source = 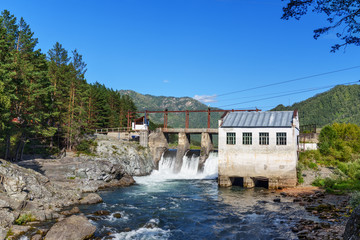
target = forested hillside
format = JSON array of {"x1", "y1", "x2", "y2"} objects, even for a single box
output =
[
  {"x1": 272, "y1": 84, "x2": 360, "y2": 127},
  {"x1": 119, "y1": 90, "x2": 222, "y2": 129},
  {"x1": 0, "y1": 10, "x2": 136, "y2": 160}
]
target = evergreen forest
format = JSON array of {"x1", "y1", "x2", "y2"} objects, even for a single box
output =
[{"x1": 0, "y1": 10, "x2": 137, "y2": 161}]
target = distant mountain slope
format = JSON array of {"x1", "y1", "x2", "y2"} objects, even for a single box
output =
[
  {"x1": 118, "y1": 90, "x2": 221, "y2": 128},
  {"x1": 272, "y1": 84, "x2": 360, "y2": 127}
]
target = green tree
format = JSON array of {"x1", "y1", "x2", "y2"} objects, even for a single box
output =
[
  {"x1": 0, "y1": 10, "x2": 55, "y2": 160},
  {"x1": 282, "y1": 0, "x2": 360, "y2": 51},
  {"x1": 318, "y1": 123, "x2": 360, "y2": 162}
]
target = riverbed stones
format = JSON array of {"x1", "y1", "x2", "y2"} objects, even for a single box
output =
[
  {"x1": 45, "y1": 215, "x2": 96, "y2": 240},
  {"x1": 70, "y1": 206, "x2": 80, "y2": 214},
  {"x1": 60, "y1": 206, "x2": 81, "y2": 216},
  {"x1": 113, "y1": 213, "x2": 121, "y2": 218},
  {"x1": 80, "y1": 193, "x2": 103, "y2": 205},
  {"x1": 93, "y1": 210, "x2": 110, "y2": 216}
]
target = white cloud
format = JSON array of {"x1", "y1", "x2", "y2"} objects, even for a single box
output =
[
  {"x1": 163, "y1": 80, "x2": 169, "y2": 83},
  {"x1": 193, "y1": 94, "x2": 217, "y2": 103}
]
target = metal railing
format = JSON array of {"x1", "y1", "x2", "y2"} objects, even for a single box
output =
[{"x1": 95, "y1": 127, "x2": 132, "y2": 134}]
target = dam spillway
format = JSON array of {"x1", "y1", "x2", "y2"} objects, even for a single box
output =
[{"x1": 153, "y1": 149, "x2": 218, "y2": 179}]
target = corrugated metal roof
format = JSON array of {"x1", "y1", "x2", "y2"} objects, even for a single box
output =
[{"x1": 221, "y1": 111, "x2": 294, "y2": 128}]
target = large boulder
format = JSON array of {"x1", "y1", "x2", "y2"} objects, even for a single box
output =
[
  {"x1": 344, "y1": 205, "x2": 360, "y2": 239},
  {"x1": 79, "y1": 193, "x2": 103, "y2": 205},
  {"x1": 0, "y1": 159, "x2": 80, "y2": 228},
  {"x1": 45, "y1": 215, "x2": 96, "y2": 240}
]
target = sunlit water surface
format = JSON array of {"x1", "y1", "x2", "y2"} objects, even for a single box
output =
[{"x1": 79, "y1": 152, "x2": 305, "y2": 240}]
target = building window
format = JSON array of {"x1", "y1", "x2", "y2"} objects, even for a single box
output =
[
  {"x1": 243, "y1": 132, "x2": 252, "y2": 145},
  {"x1": 277, "y1": 132, "x2": 287, "y2": 145},
  {"x1": 226, "y1": 132, "x2": 236, "y2": 145},
  {"x1": 259, "y1": 132, "x2": 269, "y2": 145}
]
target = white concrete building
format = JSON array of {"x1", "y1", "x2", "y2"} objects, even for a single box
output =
[
  {"x1": 218, "y1": 111, "x2": 299, "y2": 189},
  {"x1": 132, "y1": 116, "x2": 149, "y2": 131}
]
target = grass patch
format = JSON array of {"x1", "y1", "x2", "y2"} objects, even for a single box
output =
[
  {"x1": 15, "y1": 213, "x2": 36, "y2": 225},
  {"x1": 6, "y1": 228, "x2": 14, "y2": 238}
]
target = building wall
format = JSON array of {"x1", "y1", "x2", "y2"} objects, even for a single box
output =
[
  {"x1": 132, "y1": 123, "x2": 148, "y2": 130},
  {"x1": 218, "y1": 126, "x2": 299, "y2": 187}
]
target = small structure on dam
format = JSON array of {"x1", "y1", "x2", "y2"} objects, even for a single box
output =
[{"x1": 218, "y1": 111, "x2": 299, "y2": 189}]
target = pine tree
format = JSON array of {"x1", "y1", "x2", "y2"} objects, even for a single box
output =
[{"x1": 0, "y1": 11, "x2": 55, "y2": 160}]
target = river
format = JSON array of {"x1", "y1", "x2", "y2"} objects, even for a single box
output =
[{"x1": 79, "y1": 152, "x2": 310, "y2": 240}]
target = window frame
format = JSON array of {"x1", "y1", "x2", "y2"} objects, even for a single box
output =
[
  {"x1": 276, "y1": 132, "x2": 287, "y2": 145},
  {"x1": 226, "y1": 132, "x2": 236, "y2": 145},
  {"x1": 242, "y1": 132, "x2": 252, "y2": 145},
  {"x1": 259, "y1": 132, "x2": 269, "y2": 145}
]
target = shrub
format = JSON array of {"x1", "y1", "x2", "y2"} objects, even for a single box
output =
[
  {"x1": 298, "y1": 150, "x2": 320, "y2": 170},
  {"x1": 297, "y1": 162, "x2": 304, "y2": 184},
  {"x1": 75, "y1": 139, "x2": 97, "y2": 155},
  {"x1": 350, "y1": 191, "x2": 360, "y2": 208}
]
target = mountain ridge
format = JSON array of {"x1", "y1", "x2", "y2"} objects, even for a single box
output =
[
  {"x1": 118, "y1": 90, "x2": 221, "y2": 128},
  {"x1": 272, "y1": 84, "x2": 360, "y2": 127}
]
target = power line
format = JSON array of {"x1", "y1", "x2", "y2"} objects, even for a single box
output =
[
  {"x1": 197, "y1": 65, "x2": 360, "y2": 101},
  {"x1": 217, "y1": 85, "x2": 337, "y2": 102},
  {"x1": 217, "y1": 80, "x2": 359, "y2": 108}
]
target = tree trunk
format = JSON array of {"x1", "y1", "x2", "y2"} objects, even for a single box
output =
[
  {"x1": 14, "y1": 133, "x2": 25, "y2": 162},
  {"x1": 4, "y1": 133, "x2": 10, "y2": 160},
  {"x1": 20, "y1": 139, "x2": 26, "y2": 161}
]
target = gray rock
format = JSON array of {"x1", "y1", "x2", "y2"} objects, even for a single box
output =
[
  {"x1": 70, "y1": 206, "x2": 80, "y2": 214},
  {"x1": 0, "y1": 227, "x2": 7, "y2": 240},
  {"x1": 0, "y1": 209, "x2": 15, "y2": 227},
  {"x1": 11, "y1": 225, "x2": 31, "y2": 236},
  {"x1": 79, "y1": 193, "x2": 103, "y2": 205},
  {"x1": 31, "y1": 234, "x2": 42, "y2": 240},
  {"x1": 0, "y1": 159, "x2": 81, "y2": 228},
  {"x1": 344, "y1": 205, "x2": 360, "y2": 239},
  {"x1": 93, "y1": 210, "x2": 110, "y2": 216},
  {"x1": 0, "y1": 196, "x2": 11, "y2": 209},
  {"x1": 45, "y1": 215, "x2": 96, "y2": 240}
]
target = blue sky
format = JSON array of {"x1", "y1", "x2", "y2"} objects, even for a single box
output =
[{"x1": 2, "y1": 0, "x2": 360, "y2": 110}]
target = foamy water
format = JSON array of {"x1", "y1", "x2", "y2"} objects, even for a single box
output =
[{"x1": 134, "y1": 151, "x2": 218, "y2": 184}]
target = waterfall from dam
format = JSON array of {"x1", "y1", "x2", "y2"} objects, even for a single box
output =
[{"x1": 149, "y1": 150, "x2": 218, "y2": 180}]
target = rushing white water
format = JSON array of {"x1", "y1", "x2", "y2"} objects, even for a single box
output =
[{"x1": 135, "y1": 150, "x2": 218, "y2": 184}]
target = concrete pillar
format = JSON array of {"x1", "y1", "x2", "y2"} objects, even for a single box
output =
[
  {"x1": 148, "y1": 131, "x2": 168, "y2": 168},
  {"x1": 243, "y1": 177, "x2": 255, "y2": 188},
  {"x1": 218, "y1": 176, "x2": 232, "y2": 187},
  {"x1": 201, "y1": 133, "x2": 213, "y2": 157},
  {"x1": 174, "y1": 132, "x2": 190, "y2": 173},
  {"x1": 139, "y1": 130, "x2": 149, "y2": 147},
  {"x1": 199, "y1": 133, "x2": 214, "y2": 170}
]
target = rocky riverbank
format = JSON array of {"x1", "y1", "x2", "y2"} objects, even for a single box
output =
[
  {"x1": 278, "y1": 187, "x2": 350, "y2": 239},
  {"x1": 0, "y1": 135, "x2": 155, "y2": 240}
]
